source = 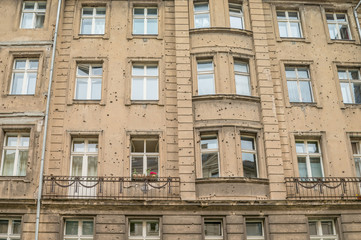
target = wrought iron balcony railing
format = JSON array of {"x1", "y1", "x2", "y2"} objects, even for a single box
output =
[
  {"x1": 42, "y1": 175, "x2": 180, "y2": 200},
  {"x1": 285, "y1": 177, "x2": 361, "y2": 200}
]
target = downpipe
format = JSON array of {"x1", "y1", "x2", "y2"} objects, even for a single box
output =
[
  {"x1": 355, "y1": 0, "x2": 361, "y2": 40},
  {"x1": 34, "y1": 0, "x2": 62, "y2": 239}
]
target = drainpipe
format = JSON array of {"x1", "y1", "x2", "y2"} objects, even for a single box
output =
[
  {"x1": 355, "y1": 0, "x2": 361, "y2": 40},
  {"x1": 34, "y1": 0, "x2": 62, "y2": 239}
]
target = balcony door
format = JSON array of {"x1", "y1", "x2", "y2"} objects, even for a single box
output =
[
  {"x1": 69, "y1": 138, "x2": 98, "y2": 197},
  {"x1": 351, "y1": 141, "x2": 361, "y2": 177}
]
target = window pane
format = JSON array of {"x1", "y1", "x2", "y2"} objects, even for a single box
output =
[
  {"x1": 129, "y1": 222, "x2": 142, "y2": 236},
  {"x1": 197, "y1": 62, "x2": 213, "y2": 71},
  {"x1": 94, "y1": 19, "x2": 105, "y2": 34},
  {"x1": 38, "y1": 2, "x2": 47, "y2": 10},
  {"x1": 354, "y1": 82, "x2": 361, "y2": 104},
  {"x1": 204, "y1": 222, "x2": 222, "y2": 236},
  {"x1": 197, "y1": 74, "x2": 215, "y2": 95},
  {"x1": 338, "y1": 70, "x2": 348, "y2": 79},
  {"x1": 146, "y1": 140, "x2": 159, "y2": 153},
  {"x1": 65, "y1": 221, "x2": 78, "y2": 235},
  {"x1": 287, "y1": 81, "x2": 300, "y2": 102},
  {"x1": 310, "y1": 157, "x2": 323, "y2": 177},
  {"x1": 328, "y1": 24, "x2": 338, "y2": 39},
  {"x1": 246, "y1": 222, "x2": 263, "y2": 236},
  {"x1": 12, "y1": 220, "x2": 21, "y2": 234},
  {"x1": 202, "y1": 152, "x2": 219, "y2": 178},
  {"x1": 15, "y1": 60, "x2": 26, "y2": 69},
  {"x1": 87, "y1": 156, "x2": 98, "y2": 177},
  {"x1": 91, "y1": 78, "x2": 102, "y2": 100},
  {"x1": 92, "y1": 66, "x2": 102, "y2": 76},
  {"x1": 133, "y1": 19, "x2": 145, "y2": 34},
  {"x1": 201, "y1": 137, "x2": 218, "y2": 150},
  {"x1": 132, "y1": 157, "x2": 143, "y2": 174},
  {"x1": 295, "y1": 142, "x2": 305, "y2": 153},
  {"x1": 340, "y1": 82, "x2": 352, "y2": 103},
  {"x1": 290, "y1": 22, "x2": 301, "y2": 37},
  {"x1": 82, "y1": 8, "x2": 93, "y2": 16},
  {"x1": 2, "y1": 150, "x2": 15, "y2": 176},
  {"x1": 71, "y1": 156, "x2": 83, "y2": 176},
  {"x1": 298, "y1": 157, "x2": 308, "y2": 178},
  {"x1": 308, "y1": 222, "x2": 317, "y2": 235},
  {"x1": 132, "y1": 140, "x2": 144, "y2": 153},
  {"x1": 73, "y1": 141, "x2": 85, "y2": 152},
  {"x1": 96, "y1": 8, "x2": 106, "y2": 16},
  {"x1": 75, "y1": 79, "x2": 88, "y2": 99},
  {"x1": 147, "y1": 66, "x2": 158, "y2": 76},
  {"x1": 195, "y1": 14, "x2": 210, "y2": 28},
  {"x1": 78, "y1": 65, "x2": 90, "y2": 76},
  {"x1": 19, "y1": 150, "x2": 28, "y2": 176},
  {"x1": 12, "y1": 73, "x2": 25, "y2": 94},
  {"x1": 134, "y1": 8, "x2": 144, "y2": 16},
  {"x1": 147, "y1": 156, "x2": 158, "y2": 174},
  {"x1": 147, "y1": 19, "x2": 158, "y2": 34},
  {"x1": 146, "y1": 221, "x2": 159, "y2": 236},
  {"x1": 298, "y1": 68, "x2": 309, "y2": 79},
  {"x1": 326, "y1": 14, "x2": 334, "y2": 21},
  {"x1": 277, "y1": 11, "x2": 286, "y2": 19},
  {"x1": 355, "y1": 157, "x2": 361, "y2": 177},
  {"x1": 339, "y1": 25, "x2": 350, "y2": 40},
  {"x1": 234, "y1": 63, "x2": 248, "y2": 73},
  {"x1": 285, "y1": 68, "x2": 296, "y2": 78},
  {"x1": 300, "y1": 81, "x2": 313, "y2": 102},
  {"x1": 321, "y1": 221, "x2": 334, "y2": 235},
  {"x1": 81, "y1": 19, "x2": 92, "y2": 34},
  {"x1": 82, "y1": 221, "x2": 94, "y2": 235},
  {"x1": 278, "y1": 22, "x2": 288, "y2": 37},
  {"x1": 21, "y1": 13, "x2": 34, "y2": 28},
  {"x1": 307, "y1": 142, "x2": 319, "y2": 153},
  {"x1": 29, "y1": 60, "x2": 39, "y2": 69},
  {"x1": 35, "y1": 13, "x2": 45, "y2": 28},
  {"x1": 230, "y1": 16, "x2": 243, "y2": 29},
  {"x1": 0, "y1": 220, "x2": 8, "y2": 234},
  {"x1": 132, "y1": 66, "x2": 144, "y2": 76},
  {"x1": 131, "y1": 77, "x2": 144, "y2": 100},
  {"x1": 88, "y1": 141, "x2": 98, "y2": 152},
  {"x1": 288, "y1": 12, "x2": 299, "y2": 20},
  {"x1": 194, "y1": 3, "x2": 209, "y2": 11},
  {"x1": 241, "y1": 137, "x2": 255, "y2": 150},
  {"x1": 27, "y1": 72, "x2": 37, "y2": 94},
  {"x1": 235, "y1": 75, "x2": 251, "y2": 95},
  {"x1": 242, "y1": 153, "x2": 257, "y2": 178},
  {"x1": 349, "y1": 70, "x2": 360, "y2": 80},
  {"x1": 146, "y1": 78, "x2": 158, "y2": 100},
  {"x1": 6, "y1": 136, "x2": 19, "y2": 147},
  {"x1": 24, "y1": 2, "x2": 35, "y2": 9},
  {"x1": 336, "y1": 14, "x2": 346, "y2": 22},
  {"x1": 148, "y1": 8, "x2": 158, "y2": 16}
]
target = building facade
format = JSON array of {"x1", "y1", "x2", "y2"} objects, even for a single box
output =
[{"x1": 1, "y1": 0, "x2": 361, "y2": 239}]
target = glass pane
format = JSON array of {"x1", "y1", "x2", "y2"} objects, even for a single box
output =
[
  {"x1": 197, "y1": 62, "x2": 213, "y2": 71},
  {"x1": 234, "y1": 63, "x2": 248, "y2": 73},
  {"x1": 132, "y1": 66, "x2": 144, "y2": 76},
  {"x1": 133, "y1": 19, "x2": 145, "y2": 34},
  {"x1": 298, "y1": 68, "x2": 309, "y2": 79},
  {"x1": 308, "y1": 222, "x2": 317, "y2": 235},
  {"x1": 24, "y1": 2, "x2": 35, "y2": 9},
  {"x1": 194, "y1": 3, "x2": 209, "y2": 12},
  {"x1": 27, "y1": 72, "x2": 37, "y2": 94},
  {"x1": 131, "y1": 77, "x2": 144, "y2": 100},
  {"x1": 246, "y1": 222, "x2": 263, "y2": 236},
  {"x1": 295, "y1": 142, "x2": 305, "y2": 153},
  {"x1": 87, "y1": 141, "x2": 98, "y2": 153},
  {"x1": 195, "y1": 14, "x2": 210, "y2": 28},
  {"x1": 35, "y1": 13, "x2": 45, "y2": 28},
  {"x1": 285, "y1": 68, "x2": 296, "y2": 78},
  {"x1": 91, "y1": 78, "x2": 102, "y2": 100},
  {"x1": 326, "y1": 14, "x2": 334, "y2": 21},
  {"x1": 300, "y1": 81, "x2": 313, "y2": 102},
  {"x1": 78, "y1": 65, "x2": 90, "y2": 76},
  {"x1": 198, "y1": 74, "x2": 215, "y2": 95},
  {"x1": 15, "y1": 60, "x2": 26, "y2": 69},
  {"x1": 65, "y1": 221, "x2": 78, "y2": 235},
  {"x1": 21, "y1": 13, "x2": 34, "y2": 28},
  {"x1": 12, "y1": 73, "x2": 24, "y2": 94},
  {"x1": 91, "y1": 66, "x2": 102, "y2": 76},
  {"x1": 82, "y1": 8, "x2": 93, "y2": 16},
  {"x1": 134, "y1": 8, "x2": 144, "y2": 16},
  {"x1": 6, "y1": 136, "x2": 19, "y2": 147},
  {"x1": 132, "y1": 140, "x2": 144, "y2": 153},
  {"x1": 148, "y1": 8, "x2": 158, "y2": 16},
  {"x1": 230, "y1": 16, "x2": 243, "y2": 29},
  {"x1": 290, "y1": 22, "x2": 301, "y2": 37},
  {"x1": 82, "y1": 221, "x2": 94, "y2": 235},
  {"x1": 340, "y1": 82, "x2": 352, "y2": 103},
  {"x1": 75, "y1": 78, "x2": 88, "y2": 99},
  {"x1": 321, "y1": 221, "x2": 334, "y2": 235},
  {"x1": 81, "y1": 19, "x2": 92, "y2": 34},
  {"x1": 94, "y1": 19, "x2": 105, "y2": 34},
  {"x1": 146, "y1": 140, "x2": 158, "y2": 153},
  {"x1": 243, "y1": 153, "x2": 257, "y2": 178},
  {"x1": 38, "y1": 2, "x2": 47, "y2": 10},
  {"x1": 298, "y1": 157, "x2": 308, "y2": 178},
  {"x1": 202, "y1": 152, "x2": 219, "y2": 178},
  {"x1": 87, "y1": 156, "x2": 98, "y2": 177},
  {"x1": 354, "y1": 157, "x2": 361, "y2": 177},
  {"x1": 336, "y1": 14, "x2": 346, "y2": 22},
  {"x1": 201, "y1": 136, "x2": 218, "y2": 150},
  {"x1": 96, "y1": 8, "x2": 106, "y2": 16},
  {"x1": 287, "y1": 81, "x2": 300, "y2": 102},
  {"x1": 288, "y1": 12, "x2": 299, "y2": 20},
  {"x1": 339, "y1": 25, "x2": 350, "y2": 40},
  {"x1": 278, "y1": 22, "x2": 288, "y2": 37},
  {"x1": 354, "y1": 82, "x2": 361, "y2": 104},
  {"x1": 307, "y1": 142, "x2": 319, "y2": 153},
  {"x1": 328, "y1": 24, "x2": 338, "y2": 39},
  {"x1": 129, "y1": 222, "x2": 142, "y2": 236},
  {"x1": 241, "y1": 137, "x2": 255, "y2": 150},
  {"x1": 132, "y1": 157, "x2": 143, "y2": 174},
  {"x1": 147, "y1": 156, "x2": 158, "y2": 174},
  {"x1": 147, "y1": 19, "x2": 158, "y2": 34},
  {"x1": 0, "y1": 220, "x2": 8, "y2": 234},
  {"x1": 29, "y1": 60, "x2": 39, "y2": 69},
  {"x1": 146, "y1": 221, "x2": 159, "y2": 236},
  {"x1": 352, "y1": 142, "x2": 360, "y2": 154},
  {"x1": 276, "y1": 11, "x2": 286, "y2": 19},
  {"x1": 349, "y1": 70, "x2": 360, "y2": 80},
  {"x1": 12, "y1": 220, "x2": 21, "y2": 234},
  {"x1": 204, "y1": 222, "x2": 222, "y2": 236},
  {"x1": 146, "y1": 78, "x2": 158, "y2": 100},
  {"x1": 73, "y1": 141, "x2": 85, "y2": 152},
  {"x1": 338, "y1": 70, "x2": 348, "y2": 79},
  {"x1": 310, "y1": 157, "x2": 323, "y2": 177},
  {"x1": 235, "y1": 75, "x2": 251, "y2": 96},
  {"x1": 19, "y1": 150, "x2": 28, "y2": 176},
  {"x1": 2, "y1": 150, "x2": 15, "y2": 176},
  {"x1": 71, "y1": 156, "x2": 83, "y2": 176},
  {"x1": 147, "y1": 66, "x2": 158, "y2": 76}
]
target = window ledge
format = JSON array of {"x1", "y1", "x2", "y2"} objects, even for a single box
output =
[
  {"x1": 287, "y1": 102, "x2": 322, "y2": 109},
  {"x1": 128, "y1": 34, "x2": 162, "y2": 40},
  {"x1": 0, "y1": 176, "x2": 30, "y2": 182},
  {"x1": 74, "y1": 34, "x2": 109, "y2": 40},
  {"x1": 196, "y1": 177, "x2": 269, "y2": 185},
  {"x1": 189, "y1": 27, "x2": 253, "y2": 36},
  {"x1": 276, "y1": 37, "x2": 310, "y2": 43},
  {"x1": 69, "y1": 100, "x2": 104, "y2": 106},
  {"x1": 192, "y1": 94, "x2": 260, "y2": 102},
  {"x1": 328, "y1": 39, "x2": 357, "y2": 45},
  {"x1": 126, "y1": 100, "x2": 162, "y2": 106},
  {"x1": 341, "y1": 103, "x2": 361, "y2": 109}
]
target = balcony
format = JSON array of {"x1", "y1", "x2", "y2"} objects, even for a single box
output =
[
  {"x1": 285, "y1": 177, "x2": 361, "y2": 200},
  {"x1": 42, "y1": 175, "x2": 180, "y2": 200}
]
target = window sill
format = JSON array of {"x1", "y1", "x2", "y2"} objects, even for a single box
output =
[
  {"x1": 341, "y1": 103, "x2": 361, "y2": 109},
  {"x1": 328, "y1": 39, "x2": 358, "y2": 45},
  {"x1": 276, "y1": 37, "x2": 310, "y2": 43},
  {"x1": 126, "y1": 100, "x2": 162, "y2": 106},
  {"x1": 196, "y1": 177, "x2": 269, "y2": 184},
  {"x1": 74, "y1": 34, "x2": 109, "y2": 40},
  {"x1": 68, "y1": 100, "x2": 104, "y2": 106},
  {"x1": 286, "y1": 102, "x2": 322, "y2": 109},
  {"x1": 128, "y1": 34, "x2": 162, "y2": 40},
  {"x1": 3, "y1": 94, "x2": 37, "y2": 97},
  {"x1": 192, "y1": 94, "x2": 260, "y2": 103},
  {"x1": 189, "y1": 27, "x2": 253, "y2": 36},
  {"x1": 0, "y1": 176, "x2": 30, "y2": 182}
]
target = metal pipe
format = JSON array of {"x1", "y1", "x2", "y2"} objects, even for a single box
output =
[
  {"x1": 355, "y1": 0, "x2": 361, "y2": 40},
  {"x1": 35, "y1": 0, "x2": 62, "y2": 239}
]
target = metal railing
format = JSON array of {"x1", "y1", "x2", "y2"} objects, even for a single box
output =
[
  {"x1": 42, "y1": 175, "x2": 180, "y2": 200},
  {"x1": 285, "y1": 177, "x2": 361, "y2": 200}
]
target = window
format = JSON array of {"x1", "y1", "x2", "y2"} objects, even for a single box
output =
[
  {"x1": 0, "y1": 133, "x2": 29, "y2": 176},
  {"x1": 201, "y1": 135, "x2": 219, "y2": 178},
  {"x1": 70, "y1": 139, "x2": 98, "y2": 177},
  {"x1": 326, "y1": 13, "x2": 351, "y2": 40},
  {"x1": 286, "y1": 66, "x2": 313, "y2": 103},
  {"x1": 133, "y1": 8, "x2": 158, "y2": 35},
  {"x1": 75, "y1": 64, "x2": 102, "y2": 100},
  {"x1": 131, "y1": 64, "x2": 159, "y2": 101},
  {"x1": 308, "y1": 220, "x2": 338, "y2": 240},
  {"x1": 80, "y1": 7, "x2": 106, "y2": 35},
  {"x1": 338, "y1": 68, "x2": 361, "y2": 104},
  {"x1": 229, "y1": 3, "x2": 244, "y2": 29},
  {"x1": 194, "y1": 2, "x2": 210, "y2": 28},
  {"x1": 10, "y1": 58, "x2": 38, "y2": 95},
  {"x1": 241, "y1": 136, "x2": 258, "y2": 178},
  {"x1": 20, "y1": 1, "x2": 46, "y2": 29},
  {"x1": 0, "y1": 219, "x2": 21, "y2": 240},
  {"x1": 351, "y1": 141, "x2": 361, "y2": 177},
  {"x1": 295, "y1": 140, "x2": 323, "y2": 178},
  {"x1": 131, "y1": 139, "x2": 159, "y2": 175},
  {"x1": 234, "y1": 61, "x2": 251, "y2": 96},
  {"x1": 129, "y1": 219, "x2": 160, "y2": 240},
  {"x1": 204, "y1": 219, "x2": 223, "y2": 240},
  {"x1": 246, "y1": 221, "x2": 264, "y2": 240},
  {"x1": 197, "y1": 61, "x2": 215, "y2": 95},
  {"x1": 276, "y1": 11, "x2": 302, "y2": 38},
  {"x1": 64, "y1": 219, "x2": 94, "y2": 240}
]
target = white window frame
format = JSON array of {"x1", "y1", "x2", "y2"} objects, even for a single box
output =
[
  {"x1": 0, "y1": 219, "x2": 22, "y2": 240},
  {"x1": 75, "y1": 64, "x2": 102, "y2": 100},
  {"x1": 200, "y1": 135, "x2": 220, "y2": 178},
  {"x1": 194, "y1": 2, "x2": 210, "y2": 28},
  {"x1": 130, "y1": 138, "x2": 159, "y2": 175},
  {"x1": 197, "y1": 60, "x2": 215, "y2": 95},
  {"x1": 0, "y1": 133, "x2": 29, "y2": 176},
  {"x1": 241, "y1": 135, "x2": 258, "y2": 178},
  {"x1": 20, "y1": 1, "x2": 46, "y2": 29},
  {"x1": 80, "y1": 7, "x2": 106, "y2": 35},
  {"x1": 131, "y1": 64, "x2": 159, "y2": 101},
  {"x1": 351, "y1": 141, "x2": 361, "y2": 177},
  {"x1": 285, "y1": 66, "x2": 314, "y2": 103},
  {"x1": 234, "y1": 61, "x2": 251, "y2": 96},
  {"x1": 326, "y1": 12, "x2": 352, "y2": 40},
  {"x1": 204, "y1": 219, "x2": 223, "y2": 240},
  {"x1": 70, "y1": 138, "x2": 98, "y2": 177},
  {"x1": 338, "y1": 68, "x2": 361, "y2": 104},
  {"x1": 133, "y1": 8, "x2": 158, "y2": 35},
  {"x1": 276, "y1": 10, "x2": 303, "y2": 38},
  {"x1": 128, "y1": 219, "x2": 160, "y2": 240},
  {"x1": 308, "y1": 219, "x2": 338, "y2": 240},
  {"x1": 64, "y1": 219, "x2": 94, "y2": 240},
  {"x1": 10, "y1": 58, "x2": 38, "y2": 95},
  {"x1": 295, "y1": 140, "x2": 324, "y2": 178},
  {"x1": 229, "y1": 2, "x2": 244, "y2": 29},
  {"x1": 245, "y1": 220, "x2": 265, "y2": 240}
]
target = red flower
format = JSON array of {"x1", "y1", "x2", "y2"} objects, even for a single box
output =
[{"x1": 150, "y1": 172, "x2": 157, "y2": 175}]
